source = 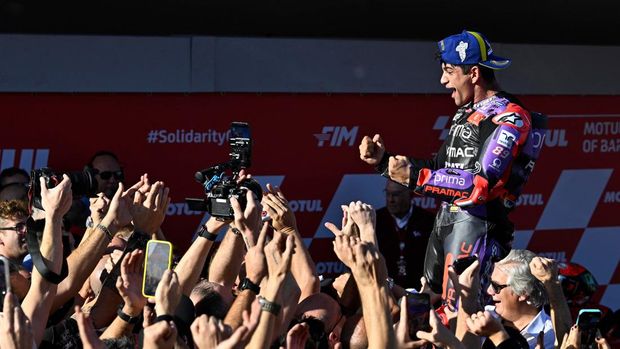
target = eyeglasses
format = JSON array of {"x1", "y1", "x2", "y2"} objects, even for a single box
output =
[
  {"x1": 97, "y1": 170, "x2": 124, "y2": 181},
  {"x1": 490, "y1": 280, "x2": 510, "y2": 293},
  {"x1": 0, "y1": 222, "x2": 27, "y2": 233}
]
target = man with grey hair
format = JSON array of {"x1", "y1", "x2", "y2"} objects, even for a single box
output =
[{"x1": 486, "y1": 249, "x2": 554, "y2": 349}]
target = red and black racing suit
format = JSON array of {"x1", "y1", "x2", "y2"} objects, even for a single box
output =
[{"x1": 376, "y1": 92, "x2": 547, "y2": 307}]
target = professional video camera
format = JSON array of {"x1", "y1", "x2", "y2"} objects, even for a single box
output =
[
  {"x1": 186, "y1": 122, "x2": 262, "y2": 219},
  {"x1": 29, "y1": 167, "x2": 99, "y2": 210}
]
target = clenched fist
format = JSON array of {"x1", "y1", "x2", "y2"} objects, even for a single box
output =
[{"x1": 359, "y1": 134, "x2": 385, "y2": 166}]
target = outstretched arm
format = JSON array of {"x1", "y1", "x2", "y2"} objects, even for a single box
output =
[
  {"x1": 53, "y1": 178, "x2": 141, "y2": 311},
  {"x1": 262, "y1": 184, "x2": 319, "y2": 301},
  {"x1": 530, "y1": 257, "x2": 571, "y2": 347},
  {"x1": 22, "y1": 175, "x2": 72, "y2": 345}
]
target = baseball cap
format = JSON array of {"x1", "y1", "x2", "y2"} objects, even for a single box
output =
[{"x1": 438, "y1": 30, "x2": 511, "y2": 70}]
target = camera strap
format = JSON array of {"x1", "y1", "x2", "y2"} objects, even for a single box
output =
[{"x1": 26, "y1": 218, "x2": 69, "y2": 285}]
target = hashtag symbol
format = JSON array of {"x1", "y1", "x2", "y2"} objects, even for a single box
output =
[{"x1": 147, "y1": 130, "x2": 159, "y2": 143}]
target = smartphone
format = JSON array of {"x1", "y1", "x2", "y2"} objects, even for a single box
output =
[
  {"x1": 229, "y1": 122, "x2": 251, "y2": 168},
  {"x1": 142, "y1": 240, "x2": 173, "y2": 298},
  {"x1": 452, "y1": 255, "x2": 477, "y2": 275},
  {"x1": 577, "y1": 309, "x2": 602, "y2": 348},
  {"x1": 407, "y1": 292, "x2": 431, "y2": 339},
  {"x1": 0, "y1": 256, "x2": 11, "y2": 309}
]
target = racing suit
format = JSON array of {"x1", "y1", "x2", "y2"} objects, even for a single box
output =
[{"x1": 376, "y1": 92, "x2": 547, "y2": 307}]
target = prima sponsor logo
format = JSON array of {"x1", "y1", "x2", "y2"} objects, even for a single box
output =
[
  {"x1": 314, "y1": 126, "x2": 359, "y2": 147},
  {"x1": 446, "y1": 146, "x2": 476, "y2": 158},
  {"x1": 0, "y1": 148, "x2": 49, "y2": 172},
  {"x1": 448, "y1": 123, "x2": 474, "y2": 140},
  {"x1": 433, "y1": 173, "x2": 466, "y2": 187}
]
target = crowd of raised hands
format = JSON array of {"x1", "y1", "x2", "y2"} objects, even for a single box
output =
[{"x1": 0, "y1": 171, "x2": 615, "y2": 349}]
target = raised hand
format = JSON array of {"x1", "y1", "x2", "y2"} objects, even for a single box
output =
[
  {"x1": 0, "y1": 293, "x2": 35, "y2": 349},
  {"x1": 416, "y1": 307, "x2": 464, "y2": 349},
  {"x1": 40, "y1": 174, "x2": 72, "y2": 219},
  {"x1": 388, "y1": 155, "x2": 411, "y2": 186},
  {"x1": 116, "y1": 249, "x2": 146, "y2": 316},
  {"x1": 103, "y1": 182, "x2": 136, "y2": 229},
  {"x1": 231, "y1": 188, "x2": 262, "y2": 247},
  {"x1": 560, "y1": 325, "x2": 581, "y2": 349},
  {"x1": 394, "y1": 296, "x2": 426, "y2": 349},
  {"x1": 131, "y1": 180, "x2": 170, "y2": 235},
  {"x1": 244, "y1": 222, "x2": 269, "y2": 285},
  {"x1": 262, "y1": 184, "x2": 296, "y2": 233},
  {"x1": 325, "y1": 205, "x2": 359, "y2": 238},
  {"x1": 285, "y1": 322, "x2": 310, "y2": 349},
  {"x1": 530, "y1": 257, "x2": 558, "y2": 286},
  {"x1": 264, "y1": 232, "x2": 295, "y2": 283},
  {"x1": 155, "y1": 269, "x2": 182, "y2": 317},
  {"x1": 191, "y1": 314, "x2": 232, "y2": 349},
  {"x1": 465, "y1": 311, "x2": 505, "y2": 338},
  {"x1": 332, "y1": 234, "x2": 361, "y2": 269},
  {"x1": 89, "y1": 193, "x2": 110, "y2": 227},
  {"x1": 359, "y1": 134, "x2": 385, "y2": 166},
  {"x1": 447, "y1": 257, "x2": 480, "y2": 313},
  {"x1": 75, "y1": 305, "x2": 104, "y2": 349},
  {"x1": 143, "y1": 320, "x2": 177, "y2": 349}
]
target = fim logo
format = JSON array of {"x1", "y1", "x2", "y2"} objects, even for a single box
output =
[
  {"x1": 314, "y1": 126, "x2": 359, "y2": 147},
  {"x1": 1, "y1": 149, "x2": 49, "y2": 172}
]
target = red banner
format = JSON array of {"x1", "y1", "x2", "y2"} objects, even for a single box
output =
[{"x1": 1, "y1": 93, "x2": 619, "y2": 308}]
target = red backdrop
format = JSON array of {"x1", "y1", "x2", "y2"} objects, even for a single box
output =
[{"x1": 1, "y1": 93, "x2": 619, "y2": 308}]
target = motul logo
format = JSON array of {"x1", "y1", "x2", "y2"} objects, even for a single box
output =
[
  {"x1": 0, "y1": 149, "x2": 49, "y2": 172},
  {"x1": 314, "y1": 126, "x2": 359, "y2": 147}
]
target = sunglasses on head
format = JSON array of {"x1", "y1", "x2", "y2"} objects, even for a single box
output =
[{"x1": 97, "y1": 170, "x2": 124, "y2": 181}]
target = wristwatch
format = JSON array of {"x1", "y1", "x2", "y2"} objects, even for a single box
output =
[
  {"x1": 258, "y1": 296, "x2": 281, "y2": 315},
  {"x1": 197, "y1": 225, "x2": 218, "y2": 241},
  {"x1": 239, "y1": 277, "x2": 260, "y2": 294},
  {"x1": 117, "y1": 308, "x2": 141, "y2": 325}
]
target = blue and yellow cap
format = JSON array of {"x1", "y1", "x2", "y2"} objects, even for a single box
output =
[{"x1": 438, "y1": 30, "x2": 511, "y2": 70}]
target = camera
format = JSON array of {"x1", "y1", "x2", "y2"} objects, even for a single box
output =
[
  {"x1": 186, "y1": 122, "x2": 262, "y2": 219},
  {"x1": 29, "y1": 167, "x2": 99, "y2": 210}
]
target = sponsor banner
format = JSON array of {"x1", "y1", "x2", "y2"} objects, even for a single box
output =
[{"x1": 0, "y1": 93, "x2": 619, "y2": 308}]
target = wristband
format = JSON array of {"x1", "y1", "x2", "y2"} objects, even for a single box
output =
[
  {"x1": 155, "y1": 314, "x2": 175, "y2": 324},
  {"x1": 197, "y1": 225, "x2": 218, "y2": 241},
  {"x1": 239, "y1": 277, "x2": 260, "y2": 294},
  {"x1": 96, "y1": 223, "x2": 114, "y2": 240},
  {"x1": 258, "y1": 296, "x2": 281, "y2": 315},
  {"x1": 117, "y1": 308, "x2": 141, "y2": 325}
]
